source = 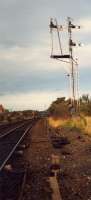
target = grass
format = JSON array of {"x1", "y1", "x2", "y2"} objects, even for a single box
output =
[
  {"x1": 48, "y1": 115, "x2": 91, "y2": 136},
  {"x1": 64, "y1": 115, "x2": 86, "y2": 131},
  {"x1": 48, "y1": 115, "x2": 86, "y2": 132},
  {"x1": 84, "y1": 116, "x2": 91, "y2": 135},
  {"x1": 48, "y1": 117, "x2": 66, "y2": 128}
]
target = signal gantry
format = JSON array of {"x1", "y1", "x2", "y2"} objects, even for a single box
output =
[{"x1": 49, "y1": 17, "x2": 81, "y2": 110}]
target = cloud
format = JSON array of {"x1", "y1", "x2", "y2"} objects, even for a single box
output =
[
  {"x1": 73, "y1": 17, "x2": 91, "y2": 44},
  {"x1": 79, "y1": 18, "x2": 91, "y2": 34},
  {"x1": 0, "y1": 0, "x2": 90, "y2": 48},
  {"x1": 75, "y1": 44, "x2": 91, "y2": 68},
  {"x1": 0, "y1": 43, "x2": 71, "y2": 72}
]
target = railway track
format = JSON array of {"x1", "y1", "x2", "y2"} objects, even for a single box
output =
[
  {"x1": 0, "y1": 119, "x2": 32, "y2": 137},
  {"x1": 0, "y1": 118, "x2": 63, "y2": 200},
  {"x1": 0, "y1": 118, "x2": 37, "y2": 171}
]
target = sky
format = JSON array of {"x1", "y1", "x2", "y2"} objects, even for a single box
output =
[{"x1": 0, "y1": 0, "x2": 91, "y2": 111}]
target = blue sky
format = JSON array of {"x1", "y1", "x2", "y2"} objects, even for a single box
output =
[{"x1": 0, "y1": 0, "x2": 91, "y2": 110}]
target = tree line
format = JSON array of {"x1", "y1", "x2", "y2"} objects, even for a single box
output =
[{"x1": 48, "y1": 94, "x2": 91, "y2": 117}]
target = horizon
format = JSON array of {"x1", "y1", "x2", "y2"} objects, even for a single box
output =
[{"x1": 1, "y1": 92, "x2": 91, "y2": 112}]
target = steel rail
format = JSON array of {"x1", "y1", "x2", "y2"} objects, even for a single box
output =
[
  {"x1": 0, "y1": 123, "x2": 26, "y2": 139},
  {"x1": 0, "y1": 119, "x2": 33, "y2": 139},
  {"x1": 18, "y1": 167, "x2": 27, "y2": 200},
  {"x1": 0, "y1": 121, "x2": 35, "y2": 171}
]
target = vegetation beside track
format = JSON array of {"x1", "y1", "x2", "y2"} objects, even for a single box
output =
[{"x1": 48, "y1": 95, "x2": 91, "y2": 135}]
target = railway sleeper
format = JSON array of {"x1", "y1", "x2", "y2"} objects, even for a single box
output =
[
  {"x1": 51, "y1": 136, "x2": 70, "y2": 148},
  {"x1": 0, "y1": 163, "x2": 28, "y2": 200},
  {"x1": 14, "y1": 150, "x2": 24, "y2": 156}
]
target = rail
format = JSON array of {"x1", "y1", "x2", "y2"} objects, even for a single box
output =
[{"x1": 0, "y1": 119, "x2": 37, "y2": 171}]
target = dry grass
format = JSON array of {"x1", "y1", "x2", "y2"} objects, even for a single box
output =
[
  {"x1": 48, "y1": 115, "x2": 91, "y2": 136},
  {"x1": 63, "y1": 115, "x2": 86, "y2": 131},
  {"x1": 48, "y1": 117, "x2": 66, "y2": 128},
  {"x1": 48, "y1": 115, "x2": 86, "y2": 131},
  {"x1": 84, "y1": 116, "x2": 91, "y2": 135}
]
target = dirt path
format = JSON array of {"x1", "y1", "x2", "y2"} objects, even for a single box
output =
[
  {"x1": 23, "y1": 119, "x2": 56, "y2": 200},
  {"x1": 25, "y1": 119, "x2": 56, "y2": 170}
]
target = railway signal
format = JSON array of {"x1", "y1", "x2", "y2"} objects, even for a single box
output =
[{"x1": 49, "y1": 17, "x2": 81, "y2": 111}]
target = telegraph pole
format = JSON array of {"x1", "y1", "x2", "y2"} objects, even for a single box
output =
[{"x1": 68, "y1": 17, "x2": 76, "y2": 106}]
